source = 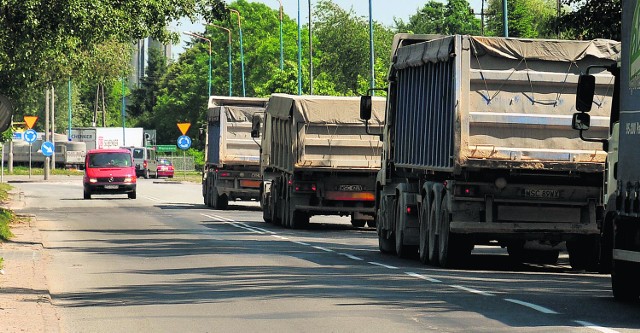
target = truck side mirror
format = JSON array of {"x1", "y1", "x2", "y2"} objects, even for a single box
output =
[
  {"x1": 251, "y1": 115, "x2": 261, "y2": 138},
  {"x1": 360, "y1": 96, "x2": 372, "y2": 121},
  {"x1": 576, "y1": 74, "x2": 596, "y2": 112},
  {"x1": 572, "y1": 112, "x2": 591, "y2": 131}
]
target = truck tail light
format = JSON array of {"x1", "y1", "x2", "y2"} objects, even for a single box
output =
[
  {"x1": 406, "y1": 205, "x2": 418, "y2": 216},
  {"x1": 456, "y1": 185, "x2": 478, "y2": 196},
  {"x1": 294, "y1": 182, "x2": 317, "y2": 192},
  {"x1": 143, "y1": 160, "x2": 148, "y2": 169},
  {"x1": 219, "y1": 172, "x2": 231, "y2": 177}
]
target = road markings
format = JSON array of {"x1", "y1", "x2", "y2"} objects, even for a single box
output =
[
  {"x1": 292, "y1": 240, "x2": 310, "y2": 246},
  {"x1": 368, "y1": 261, "x2": 399, "y2": 269},
  {"x1": 144, "y1": 196, "x2": 163, "y2": 202},
  {"x1": 405, "y1": 272, "x2": 441, "y2": 283},
  {"x1": 450, "y1": 285, "x2": 494, "y2": 297},
  {"x1": 272, "y1": 235, "x2": 289, "y2": 240},
  {"x1": 339, "y1": 253, "x2": 364, "y2": 261},
  {"x1": 312, "y1": 246, "x2": 333, "y2": 252},
  {"x1": 574, "y1": 320, "x2": 620, "y2": 333},
  {"x1": 504, "y1": 298, "x2": 558, "y2": 314}
]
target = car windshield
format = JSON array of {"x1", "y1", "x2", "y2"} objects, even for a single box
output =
[
  {"x1": 132, "y1": 148, "x2": 145, "y2": 159},
  {"x1": 89, "y1": 153, "x2": 132, "y2": 167},
  {"x1": 159, "y1": 159, "x2": 172, "y2": 166}
]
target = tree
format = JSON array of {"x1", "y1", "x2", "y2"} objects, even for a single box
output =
[
  {"x1": 485, "y1": 0, "x2": 557, "y2": 38},
  {"x1": 558, "y1": 0, "x2": 621, "y2": 40},
  {"x1": 395, "y1": 0, "x2": 481, "y2": 35},
  {"x1": 130, "y1": 47, "x2": 169, "y2": 120}
]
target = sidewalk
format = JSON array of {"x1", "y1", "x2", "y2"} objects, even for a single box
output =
[{"x1": 0, "y1": 192, "x2": 59, "y2": 332}]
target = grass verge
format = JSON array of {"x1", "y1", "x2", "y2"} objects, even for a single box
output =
[{"x1": 0, "y1": 182, "x2": 14, "y2": 241}]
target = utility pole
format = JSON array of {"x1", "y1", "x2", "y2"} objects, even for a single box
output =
[
  {"x1": 503, "y1": 0, "x2": 509, "y2": 37},
  {"x1": 308, "y1": 0, "x2": 313, "y2": 95},
  {"x1": 44, "y1": 87, "x2": 50, "y2": 180},
  {"x1": 51, "y1": 86, "x2": 55, "y2": 171}
]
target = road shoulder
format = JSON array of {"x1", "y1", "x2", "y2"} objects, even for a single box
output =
[{"x1": 0, "y1": 192, "x2": 60, "y2": 332}]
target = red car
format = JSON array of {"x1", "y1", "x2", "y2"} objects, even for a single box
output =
[
  {"x1": 83, "y1": 149, "x2": 137, "y2": 199},
  {"x1": 157, "y1": 159, "x2": 174, "y2": 178}
]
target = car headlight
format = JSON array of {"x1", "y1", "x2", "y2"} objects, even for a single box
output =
[
  {"x1": 89, "y1": 178, "x2": 98, "y2": 183},
  {"x1": 124, "y1": 177, "x2": 133, "y2": 183}
]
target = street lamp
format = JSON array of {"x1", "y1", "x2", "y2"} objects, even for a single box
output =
[
  {"x1": 209, "y1": 24, "x2": 233, "y2": 97},
  {"x1": 297, "y1": 0, "x2": 302, "y2": 95},
  {"x1": 308, "y1": 0, "x2": 313, "y2": 95},
  {"x1": 276, "y1": 0, "x2": 284, "y2": 70},
  {"x1": 183, "y1": 31, "x2": 212, "y2": 97},
  {"x1": 368, "y1": 0, "x2": 374, "y2": 95},
  {"x1": 229, "y1": 9, "x2": 246, "y2": 97}
]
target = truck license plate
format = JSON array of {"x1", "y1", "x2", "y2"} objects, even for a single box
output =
[
  {"x1": 104, "y1": 185, "x2": 119, "y2": 190},
  {"x1": 524, "y1": 189, "x2": 560, "y2": 199},
  {"x1": 339, "y1": 184, "x2": 363, "y2": 191}
]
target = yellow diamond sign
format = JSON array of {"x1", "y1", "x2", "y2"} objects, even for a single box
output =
[{"x1": 177, "y1": 123, "x2": 191, "y2": 135}]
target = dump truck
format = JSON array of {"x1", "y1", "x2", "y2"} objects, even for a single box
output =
[
  {"x1": 360, "y1": 34, "x2": 620, "y2": 268},
  {"x1": 202, "y1": 96, "x2": 269, "y2": 209},
  {"x1": 571, "y1": 0, "x2": 640, "y2": 300},
  {"x1": 254, "y1": 94, "x2": 385, "y2": 228}
]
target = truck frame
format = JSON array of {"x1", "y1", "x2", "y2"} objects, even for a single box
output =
[
  {"x1": 361, "y1": 34, "x2": 620, "y2": 268},
  {"x1": 572, "y1": 0, "x2": 640, "y2": 300},
  {"x1": 255, "y1": 94, "x2": 385, "y2": 228},
  {"x1": 202, "y1": 96, "x2": 268, "y2": 209}
]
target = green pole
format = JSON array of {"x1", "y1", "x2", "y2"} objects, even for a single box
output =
[
  {"x1": 279, "y1": 1, "x2": 284, "y2": 70},
  {"x1": 228, "y1": 40, "x2": 233, "y2": 96},
  {"x1": 122, "y1": 77, "x2": 126, "y2": 146},
  {"x1": 68, "y1": 79, "x2": 72, "y2": 141},
  {"x1": 208, "y1": 42, "x2": 212, "y2": 97}
]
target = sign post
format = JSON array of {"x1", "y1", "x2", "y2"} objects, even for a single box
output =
[
  {"x1": 23, "y1": 129, "x2": 37, "y2": 178},
  {"x1": 177, "y1": 123, "x2": 191, "y2": 179}
]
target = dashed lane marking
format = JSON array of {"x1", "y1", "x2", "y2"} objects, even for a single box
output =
[
  {"x1": 368, "y1": 261, "x2": 399, "y2": 270},
  {"x1": 339, "y1": 253, "x2": 364, "y2": 261},
  {"x1": 574, "y1": 320, "x2": 620, "y2": 333},
  {"x1": 450, "y1": 285, "x2": 494, "y2": 297},
  {"x1": 504, "y1": 298, "x2": 558, "y2": 314},
  {"x1": 405, "y1": 272, "x2": 441, "y2": 283}
]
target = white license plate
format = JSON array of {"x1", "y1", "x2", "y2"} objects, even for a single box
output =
[
  {"x1": 339, "y1": 184, "x2": 363, "y2": 191},
  {"x1": 524, "y1": 189, "x2": 560, "y2": 198},
  {"x1": 104, "y1": 185, "x2": 119, "y2": 190}
]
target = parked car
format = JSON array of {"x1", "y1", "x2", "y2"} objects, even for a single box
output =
[
  {"x1": 157, "y1": 159, "x2": 174, "y2": 178},
  {"x1": 121, "y1": 146, "x2": 158, "y2": 179},
  {"x1": 83, "y1": 148, "x2": 137, "y2": 199}
]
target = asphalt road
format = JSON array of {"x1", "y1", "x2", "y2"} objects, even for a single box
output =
[{"x1": 9, "y1": 176, "x2": 640, "y2": 332}]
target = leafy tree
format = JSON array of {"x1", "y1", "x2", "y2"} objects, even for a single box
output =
[
  {"x1": 395, "y1": 0, "x2": 481, "y2": 35},
  {"x1": 485, "y1": 0, "x2": 557, "y2": 38},
  {"x1": 558, "y1": 0, "x2": 621, "y2": 40},
  {"x1": 130, "y1": 47, "x2": 169, "y2": 120}
]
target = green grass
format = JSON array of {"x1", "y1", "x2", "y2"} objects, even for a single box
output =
[
  {"x1": 0, "y1": 182, "x2": 14, "y2": 242},
  {"x1": 1, "y1": 166, "x2": 84, "y2": 176}
]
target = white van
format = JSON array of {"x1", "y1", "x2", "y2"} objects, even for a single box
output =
[{"x1": 121, "y1": 146, "x2": 158, "y2": 179}]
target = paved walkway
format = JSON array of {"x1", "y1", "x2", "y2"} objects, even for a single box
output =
[{"x1": 0, "y1": 191, "x2": 59, "y2": 332}]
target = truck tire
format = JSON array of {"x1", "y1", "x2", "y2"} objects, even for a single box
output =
[
  {"x1": 377, "y1": 207, "x2": 396, "y2": 254},
  {"x1": 428, "y1": 200, "x2": 439, "y2": 265},
  {"x1": 567, "y1": 236, "x2": 600, "y2": 271},
  {"x1": 612, "y1": 260, "x2": 640, "y2": 301},
  {"x1": 262, "y1": 193, "x2": 273, "y2": 223},
  {"x1": 418, "y1": 201, "x2": 430, "y2": 264},
  {"x1": 143, "y1": 169, "x2": 149, "y2": 179},
  {"x1": 350, "y1": 215, "x2": 366, "y2": 228},
  {"x1": 599, "y1": 215, "x2": 615, "y2": 274},
  {"x1": 438, "y1": 199, "x2": 472, "y2": 268},
  {"x1": 290, "y1": 210, "x2": 310, "y2": 229},
  {"x1": 83, "y1": 189, "x2": 91, "y2": 200},
  {"x1": 212, "y1": 188, "x2": 228, "y2": 210},
  {"x1": 508, "y1": 242, "x2": 559, "y2": 265}
]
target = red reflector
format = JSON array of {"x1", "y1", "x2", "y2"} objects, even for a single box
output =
[
  {"x1": 465, "y1": 188, "x2": 471, "y2": 195},
  {"x1": 288, "y1": 180, "x2": 293, "y2": 185},
  {"x1": 220, "y1": 172, "x2": 230, "y2": 177},
  {"x1": 295, "y1": 186, "x2": 300, "y2": 191},
  {"x1": 406, "y1": 206, "x2": 412, "y2": 214},
  {"x1": 311, "y1": 184, "x2": 317, "y2": 191},
  {"x1": 325, "y1": 191, "x2": 375, "y2": 201}
]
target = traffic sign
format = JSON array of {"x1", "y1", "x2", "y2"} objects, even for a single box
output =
[
  {"x1": 155, "y1": 145, "x2": 177, "y2": 153},
  {"x1": 177, "y1": 123, "x2": 191, "y2": 135},
  {"x1": 12, "y1": 131, "x2": 23, "y2": 141},
  {"x1": 177, "y1": 135, "x2": 191, "y2": 150},
  {"x1": 41, "y1": 141, "x2": 54, "y2": 157},
  {"x1": 24, "y1": 129, "x2": 37, "y2": 144},
  {"x1": 24, "y1": 116, "x2": 38, "y2": 129}
]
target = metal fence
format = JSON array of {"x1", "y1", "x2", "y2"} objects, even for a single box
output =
[{"x1": 160, "y1": 155, "x2": 196, "y2": 171}]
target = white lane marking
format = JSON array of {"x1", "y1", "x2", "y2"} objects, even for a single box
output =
[
  {"x1": 292, "y1": 241, "x2": 310, "y2": 246},
  {"x1": 313, "y1": 246, "x2": 333, "y2": 252},
  {"x1": 405, "y1": 272, "x2": 442, "y2": 283},
  {"x1": 145, "y1": 196, "x2": 162, "y2": 202},
  {"x1": 340, "y1": 253, "x2": 364, "y2": 261},
  {"x1": 243, "y1": 224, "x2": 275, "y2": 234},
  {"x1": 504, "y1": 298, "x2": 558, "y2": 314},
  {"x1": 203, "y1": 213, "x2": 234, "y2": 222},
  {"x1": 201, "y1": 213, "x2": 265, "y2": 234},
  {"x1": 574, "y1": 320, "x2": 620, "y2": 333},
  {"x1": 368, "y1": 261, "x2": 399, "y2": 269},
  {"x1": 272, "y1": 235, "x2": 289, "y2": 240},
  {"x1": 450, "y1": 285, "x2": 494, "y2": 297}
]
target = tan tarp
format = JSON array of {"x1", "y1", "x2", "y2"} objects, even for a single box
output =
[
  {"x1": 266, "y1": 93, "x2": 386, "y2": 124},
  {"x1": 207, "y1": 96, "x2": 268, "y2": 122},
  {"x1": 395, "y1": 35, "x2": 621, "y2": 69}
]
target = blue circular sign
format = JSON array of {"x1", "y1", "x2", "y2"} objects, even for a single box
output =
[
  {"x1": 177, "y1": 135, "x2": 191, "y2": 150},
  {"x1": 41, "y1": 141, "x2": 54, "y2": 157},
  {"x1": 24, "y1": 129, "x2": 37, "y2": 144}
]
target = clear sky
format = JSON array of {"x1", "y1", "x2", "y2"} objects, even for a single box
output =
[{"x1": 171, "y1": 0, "x2": 485, "y2": 59}]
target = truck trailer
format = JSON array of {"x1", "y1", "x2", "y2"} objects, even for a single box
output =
[
  {"x1": 255, "y1": 94, "x2": 386, "y2": 229},
  {"x1": 69, "y1": 127, "x2": 144, "y2": 151},
  {"x1": 360, "y1": 34, "x2": 620, "y2": 268},
  {"x1": 202, "y1": 96, "x2": 269, "y2": 209},
  {"x1": 572, "y1": 0, "x2": 640, "y2": 300}
]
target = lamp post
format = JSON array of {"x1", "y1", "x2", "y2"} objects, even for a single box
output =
[
  {"x1": 297, "y1": 0, "x2": 302, "y2": 95},
  {"x1": 229, "y1": 9, "x2": 246, "y2": 97},
  {"x1": 368, "y1": 0, "x2": 374, "y2": 95},
  {"x1": 503, "y1": 0, "x2": 509, "y2": 37},
  {"x1": 276, "y1": 0, "x2": 284, "y2": 70},
  {"x1": 209, "y1": 24, "x2": 233, "y2": 97},
  {"x1": 183, "y1": 31, "x2": 212, "y2": 97},
  {"x1": 308, "y1": 0, "x2": 313, "y2": 95}
]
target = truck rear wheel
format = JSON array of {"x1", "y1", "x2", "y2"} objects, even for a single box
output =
[
  {"x1": 567, "y1": 237, "x2": 600, "y2": 271},
  {"x1": 612, "y1": 260, "x2": 640, "y2": 301},
  {"x1": 350, "y1": 216, "x2": 366, "y2": 228},
  {"x1": 418, "y1": 201, "x2": 430, "y2": 264},
  {"x1": 395, "y1": 198, "x2": 416, "y2": 258},
  {"x1": 428, "y1": 200, "x2": 439, "y2": 265},
  {"x1": 290, "y1": 210, "x2": 310, "y2": 229},
  {"x1": 376, "y1": 205, "x2": 396, "y2": 254},
  {"x1": 438, "y1": 199, "x2": 472, "y2": 268},
  {"x1": 212, "y1": 188, "x2": 228, "y2": 210}
]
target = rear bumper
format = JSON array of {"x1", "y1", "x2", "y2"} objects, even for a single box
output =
[
  {"x1": 294, "y1": 205, "x2": 376, "y2": 215},
  {"x1": 450, "y1": 221, "x2": 599, "y2": 237}
]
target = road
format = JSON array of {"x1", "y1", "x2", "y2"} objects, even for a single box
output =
[{"x1": 8, "y1": 176, "x2": 640, "y2": 332}]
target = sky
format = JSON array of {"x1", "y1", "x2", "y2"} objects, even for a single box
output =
[{"x1": 170, "y1": 0, "x2": 485, "y2": 59}]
